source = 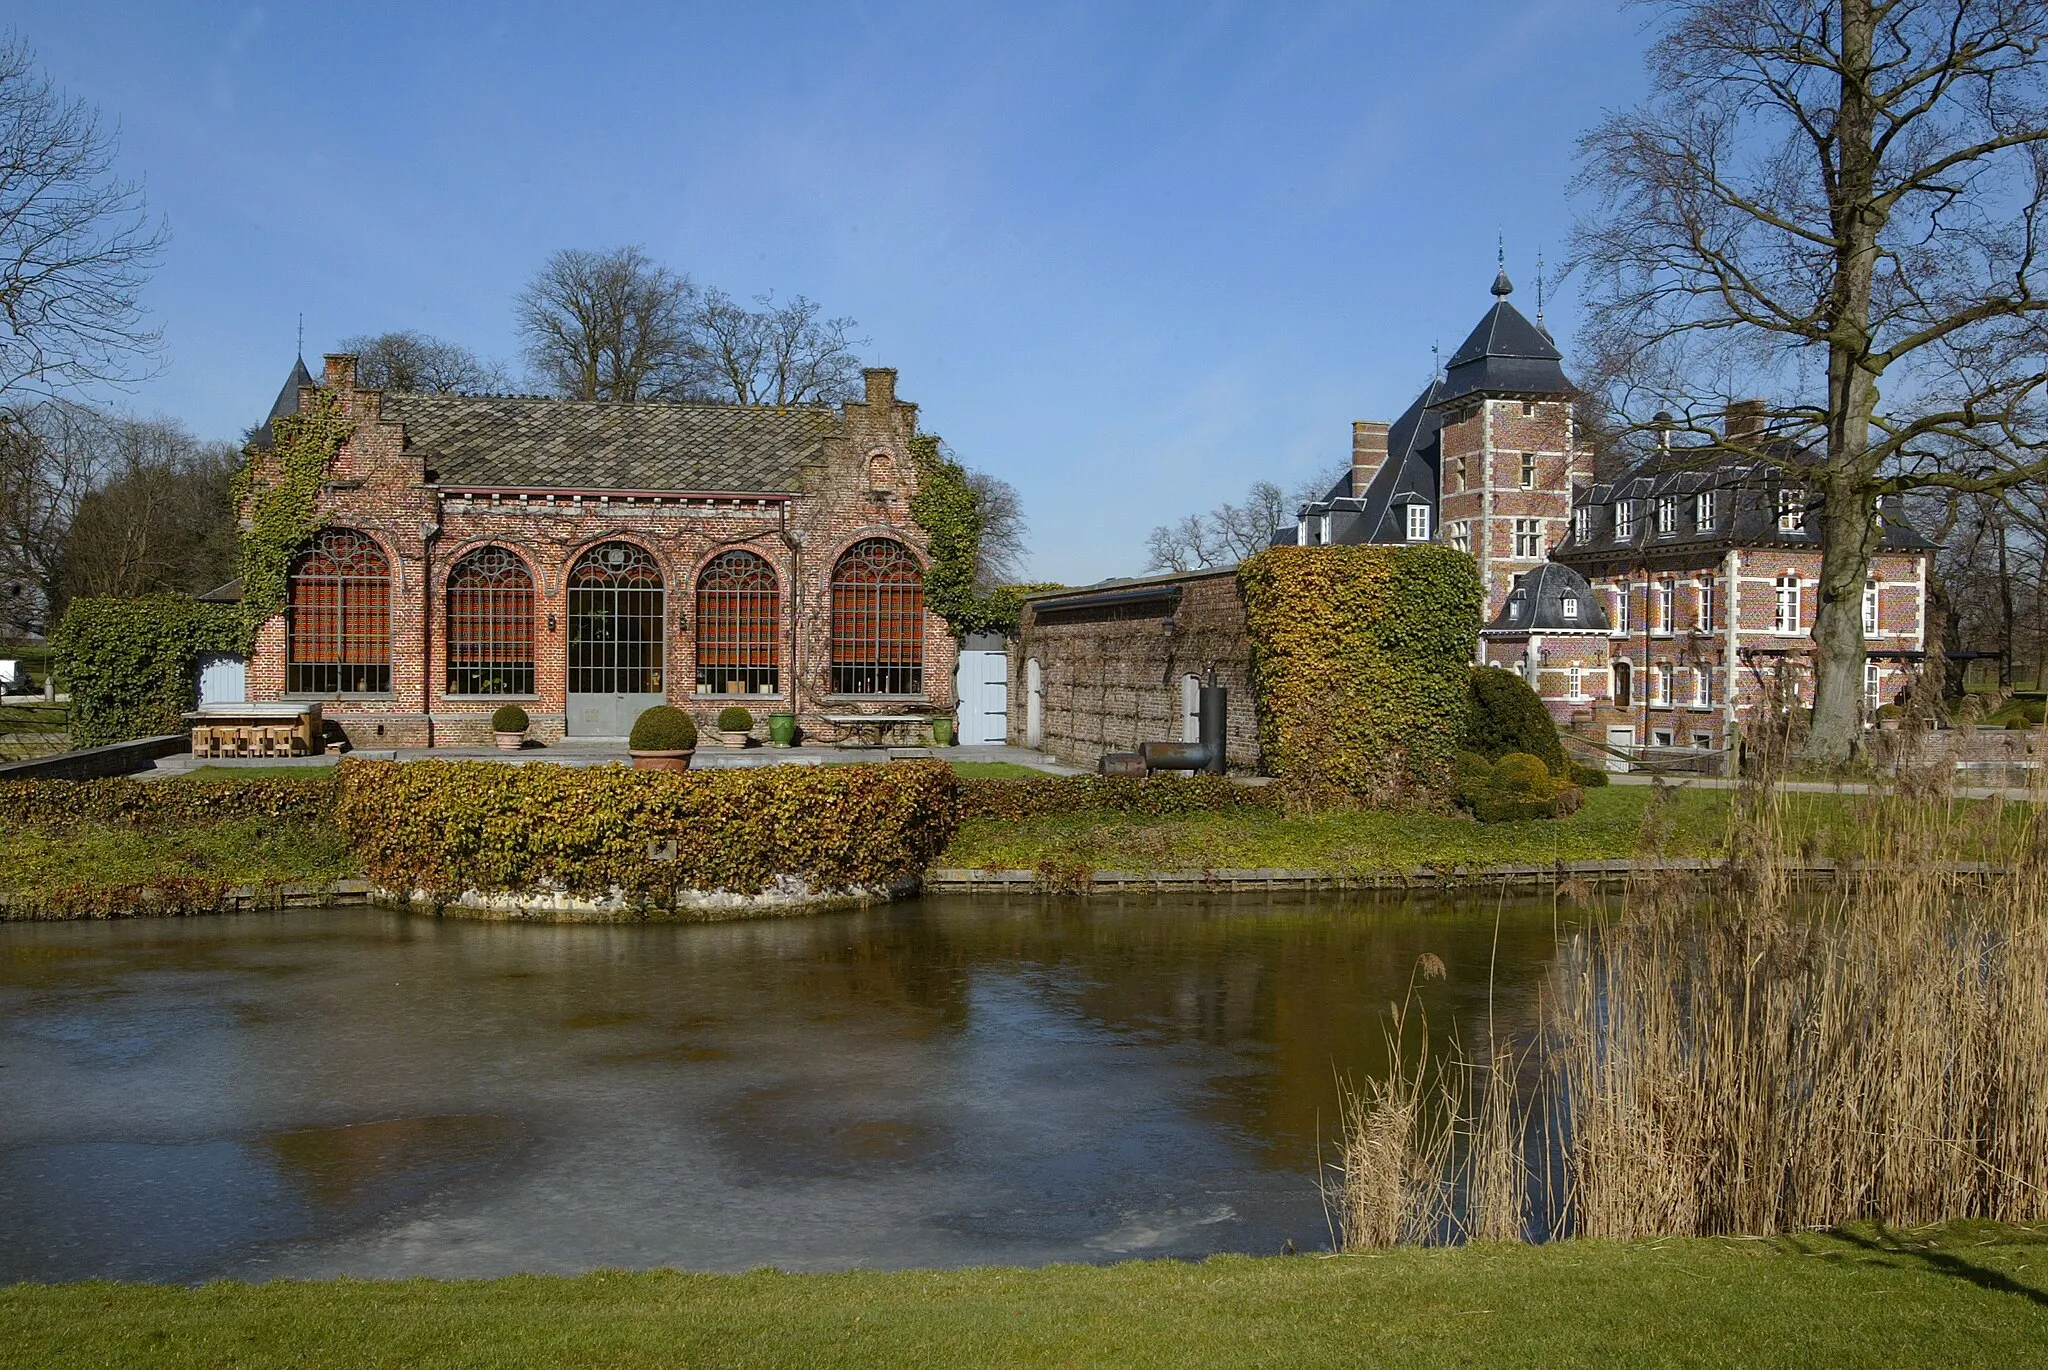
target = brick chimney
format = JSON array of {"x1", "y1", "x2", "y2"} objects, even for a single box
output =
[
  {"x1": 1352, "y1": 420, "x2": 1390, "y2": 494},
  {"x1": 323, "y1": 353, "x2": 359, "y2": 391},
  {"x1": 1724, "y1": 398, "x2": 1767, "y2": 442},
  {"x1": 863, "y1": 367, "x2": 897, "y2": 407}
]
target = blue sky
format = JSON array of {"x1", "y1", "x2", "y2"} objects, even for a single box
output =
[{"x1": 25, "y1": 1, "x2": 1649, "y2": 583}]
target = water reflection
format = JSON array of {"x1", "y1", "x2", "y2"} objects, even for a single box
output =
[{"x1": 0, "y1": 893, "x2": 1572, "y2": 1281}]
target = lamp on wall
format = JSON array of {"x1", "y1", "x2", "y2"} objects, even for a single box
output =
[{"x1": 547, "y1": 613, "x2": 557, "y2": 633}]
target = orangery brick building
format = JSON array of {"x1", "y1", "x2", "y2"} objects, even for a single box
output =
[{"x1": 233, "y1": 355, "x2": 956, "y2": 748}]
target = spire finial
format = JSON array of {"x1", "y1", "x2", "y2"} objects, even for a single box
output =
[
  {"x1": 296, "y1": 312, "x2": 304, "y2": 359},
  {"x1": 1491, "y1": 235, "x2": 1514, "y2": 298},
  {"x1": 1431, "y1": 339, "x2": 1441, "y2": 379},
  {"x1": 1535, "y1": 249, "x2": 1546, "y2": 324}
]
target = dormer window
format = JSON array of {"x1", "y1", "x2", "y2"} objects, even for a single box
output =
[
  {"x1": 1561, "y1": 595, "x2": 1579, "y2": 621},
  {"x1": 1656, "y1": 497, "x2": 1677, "y2": 536},
  {"x1": 1695, "y1": 491, "x2": 1717, "y2": 528},
  {"x1": 1572, "y1": 507, "x2": 1590, "y2": 542},
  {"x1": 1406, "y1": 504, "x2": 1431, "y2": 541},
  {"x1": 1615, "y1": 500, "x2": 1636, "y2": 540},
  {"x1": 1777, "y1": 488, "x2": 1806, "y2": 533},
  {"x1": 1507, "y1": 597, "x2": 1523, "y2": 623}
]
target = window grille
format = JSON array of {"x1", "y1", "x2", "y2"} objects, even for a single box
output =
[
  {"x1": 1863, "y1": 581, "x2": 1879, "y2": 635},
  {"x1": 1656, "y1": 497, "x2": 1677, "y2": 535},
  {"x1": 1615, "y1": 501, "x2": 1636, "y2": 540},
  {"x1": 696, "y1": 550, "x2": 780, "y2": 695},
  {"x1": 1774, "y1": 576, "x2": 1801, "y2": 633},
  {"x1": 1561, "y1": 595, "x2": 1579, "y2": 620},
  {"x1": 1513, "y1": 518, "x2": 1541, "y2": 558},
  {"x1": 1405, "y1": 504, "x2": 1431, "y2": 541},
  {"x1": 830, "y1": 538, "x2": 924, "y2": 694},
  {"x1": 1695, "y1": 491, "x2": 1717, "y2": 528},
  {"x1": 568, "y1": 542, "x2": 665, "y2": 695},
  {"x1": 286, "y1": 529, "x2": 391, "y2": 694},
  {"x1": 446, "y1": 547, "x2": 535, "y2": 696}
]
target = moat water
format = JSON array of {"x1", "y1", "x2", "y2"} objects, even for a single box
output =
[{"x1": 0, "y1": 894, "x2": 1564, "y2": 1282}]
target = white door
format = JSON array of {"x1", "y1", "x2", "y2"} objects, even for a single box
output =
[
  {"x1": 955, "y1": 650, "x2": 1009, "y2": 745},
  {"x1": 1025, "y1": 658, "x2": 1043, "y2": 750},
  {"x1": 1606, "y1": 725, "x2": 1636, "y2": 773},
  {"x1": 197, "y1": 653, "x2": 247, "y2": 706},
  {"x1": 1181, "y1": 675, "x2": 1201, "y2": 742}
]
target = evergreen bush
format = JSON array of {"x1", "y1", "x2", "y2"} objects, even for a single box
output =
[
  {"x1": 51, "y1": 595, "x2": 242, "y2": 747},
  {"x1": 717, "y1": 705, "x2": 754, "y2": 732},
  {"x1": 628, "y1": 706, "x2": 697, "y2": 752},
  {"x1": 1463, "y1": 666, "x2": 1568, "y2": 774},
  {"x1": 491, "y1": 704, "x2": 529, "y2": 733}
]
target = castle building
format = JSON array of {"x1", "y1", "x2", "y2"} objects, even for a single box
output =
[
  {"x1": 1279, "y1": 271, "x2": 1937, "y2": 756},
  {"x1": 233, "y1": 355, "x2": 956, "y2": 748}
]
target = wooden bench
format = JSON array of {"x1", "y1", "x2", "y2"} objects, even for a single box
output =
[
  {"x1": 821, "y1": 713, "x2": 928, "y2": 748},
  {"x1": 185, "y1": 703, "x2": 324, "y2": 760}
]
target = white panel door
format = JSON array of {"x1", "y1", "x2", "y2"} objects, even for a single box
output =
[
  {"x1": 197, "y1": 653, "x2": 247, "y2": 706},
  {"x1": 955, "y1": 650, "x2": 1009, "y2": 745}
]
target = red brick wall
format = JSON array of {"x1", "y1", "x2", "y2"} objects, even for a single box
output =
[{"x1": 243, "y1": 359, "x2": 958, "y2": 748}]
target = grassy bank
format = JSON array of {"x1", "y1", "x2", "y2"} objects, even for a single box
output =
[
  {"x1": 0, "y1": 818, "x2": 355, "y2": 915},
  {"x1": 935, "y1": 783, "x2": 1933, "y2": 873},
  {"x1": 3, "y1": 1224, "x2": 2044, "y2": 1368}
]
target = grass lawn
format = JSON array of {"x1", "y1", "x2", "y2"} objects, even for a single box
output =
[
  {"x1": 177, "y1": 763, "x2": 339, "y2": 781},
  {"x1": 0, "y1": 699, "x2": 68, "y2": 760},
  {"x1": 0, "y1": 819, "x2": 354, "y2": 908},
  {"x1": 3, "y1": 1224, "x2": 2044, "y2": 1368},
  {"x1": 934, "y1": 784, "x2": 2007, "y2": 873}
]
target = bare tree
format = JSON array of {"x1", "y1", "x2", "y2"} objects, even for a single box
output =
[
  {"x1": 1144, "y1": 465, "x2": 1344, "y2": 573},
  {"x1": 516, "y1": 246, "x2": 694, "y2": 402},
  {"x1": 686, "y1": 290, "x2": 866, "y2": 406},
  {"x1": 58, "y1": 418, "x2": 236, "y2": 608},
  {"x1": 1145, "y1": 514, "x2": 1223, "y2": 573},
  {"x1": 1571, "y1": 0, "x2": 2048, "y2": 765},
  {"x1": 966, "y1": 467, "x2": 1028, "y2": 589},
  {"x1": 0, "y1": 33, "x2": 165, "y2": 403},
  {"x1": 337, "y1": 330, "x2": 510, "y2": 393},
  {"x1": 0, "y1": 399, "x2": 108, "y2": 633}
]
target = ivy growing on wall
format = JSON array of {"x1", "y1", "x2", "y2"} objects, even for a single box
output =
[
  {"x1": 232, "y1": 387, "x2": 352, "y2": 643},
  {"x1": 1238, "y1": 544, "x2": 1482, "y2": 809},
  {"x1": 51, "y1": 595, "x2": 244, "y2": 746}
]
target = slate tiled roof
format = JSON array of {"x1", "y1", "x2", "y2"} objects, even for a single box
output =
[
  {"x1": 250, "y1": 356, "x2": 316, "y2": 450},
  {"x1": 378, "y1": 392, "x2": 844, "y2": 493},
  {"x1": 1432, "y1": 276, "x2": 1571, "y2": 404},
  {"x1": 1283, "y1": 378, "x2": 1446, "y2": 547},
  {"x1": 1483, "y1": 563, "x2": 1611, "y2": 635}
]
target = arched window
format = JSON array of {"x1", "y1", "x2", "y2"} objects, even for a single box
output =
[
  {"x1": 567, "y1": 541, "x2": 665, "y2": 697},
  {"x1": 830, "y1": 538, "x2": 924, "y2": 695},
  {"x1": 286, "y1": 529, "x2": 391, "y2": 694},
  {"x1": 446, "y1": 547, "x2": 535, "y2": 696},
  {"x1": 696, "y1": 550, "x2": 780, "y2": 695}
]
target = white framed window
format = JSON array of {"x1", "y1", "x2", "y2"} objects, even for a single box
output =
[
  {"x1": 1695, "y1": 491, "x2": 1717, "y2": 528},
  {"x1": 1520, "y1": 453, "x2": 1537, "y2": 489},
  {"x1": 1651, "y1": 664, "x2": 1669, "y2": 706},
  {"x1": 1612, "y1": 586, "x2": 1631, "y2": 636},
  {"x1": 1774, "y1": 575, "x2": 1801, "y2": 634},
  {"x1": 1652, "y1": 726, "x2": 1674, "y2": 747},
  {"x1": 1513, "y1": 518, "x2": 1542, "y2": 558},
  {"x1": 1298, "y1": 515, "x2": 1313, "y2": 545},
  {"x1": 1656, "y1": 580, "x2": 1675, "y2": 636},
  {"x1": 1572, "y1": 506, "x2": 1590, "y2": 543},
  {"x1": 1865, "y1": 659, "x2": 1882, "y2": 707},
  {"x1": 1777, "y1": 488, "x2": 1805, "y2": 532},
  {"x1": 1863, "y1": 581, "x2": 1879, "y2": 635},
  {"x1": 1656, "y1": 496, "x2": 1677, "y2": 535},
  {"x1": 1694, "y1": 667, "x2": 1710, "y2": 709},
  {"x1": 1615, "y1": 500, "x2": 1636, "y2": 540},
  {"x1": 1406, "y1": 503, "x2": 1431, "y2": 541},
  {"x1": 1449, "y1": 520, "x2": 1471, "y2": 555},
  {"x1": 1567, "y1": 665, "x2": 1586, "y2": 700},
  {"x1": 1320, "y1": 514, "x2": 1332, "y2": 545},
  {"x1": 1561, "y1": 594, "x2": 1579, "y2": 621},
  {"x1": 1697, "y1": 577, "x2": 1716, "y2": 631},
  {"x1": 1693, "y1": 731, "x2": 1716, "y2": 749},
  {"x1": 1506, "y1": 594, "x2": 1524, "y2": 623}
]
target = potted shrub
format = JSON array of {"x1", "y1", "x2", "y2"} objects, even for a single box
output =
[
  {"x1": 716, "y1": 705, "x2": 754, "y2": 748},
  {"x1": 931, "y1": 714, "x2": 956, "y2": 747},
  {"x1": 491, "y1": 704, "x2": 529, "y2": 751},
  {"x1": 767, "y1": 711, "x2": 797, "y2": 747},
  {"x1": 628, "y1": 705, "x2": 697, "y2": 771},
  {"x1": 1874, "y1": 703, "x2": 1902, "y2": 732}
]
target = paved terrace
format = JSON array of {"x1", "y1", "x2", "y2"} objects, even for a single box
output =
[{"x1": 143, "y1": 741, "x2": 1087, "y2": 777}]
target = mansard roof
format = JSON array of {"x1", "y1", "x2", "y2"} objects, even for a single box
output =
[
  {"x1": 249, "y1": 356, "x2": 316, "y2": 450},
  {"x1": 1432, "y1": 275, "x2": 1571, "y2": 404},
  {"x1": 1285, "y1": 378, "x2": 1445, "y2": 547},
  {"x1": 1483, "y1": 562, "x2": 1611, "y2": 636},
  {"x1": 379, "y1": 392, "x2": 843, "y2": 493}
]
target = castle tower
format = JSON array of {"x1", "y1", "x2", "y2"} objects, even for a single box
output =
[{"x1": 1430, "y1": 267, "x2": 1585, "y2": 631}]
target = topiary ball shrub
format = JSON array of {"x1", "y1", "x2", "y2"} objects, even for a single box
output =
[
  {"x1": 1454, "y1": 748, "x2": 1578, "y2": 823},
  {"x1": 1568, "y1": 761, "x2": 1610, "y2": 789},
  {"x1": 629, "y1": 705, "x2": 698, "y2": 752},
  {"x1": 717, "y1": 705, "x2": 754, "y2": 732},
  {"x1": 491, "y1": 704, "x2": 529, "y2": 733},
  {"x1": 1464, "y1": 667, "x2": 1567, "y2": 775},
  {"x1": 1492, "y1": 752, "x2": 1552, "y2": 794}
]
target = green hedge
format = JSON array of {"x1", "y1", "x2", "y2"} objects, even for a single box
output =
[
  {"x1": 333, "y1": 758, "x2": 959, "y2": 905},
  {"x1": 50, "y1": 595, "x2": 241, "y2": 747},
  {"x1": 957, "y1": 774, "x2": 1279, "y2": 820},
  {"x1": 0, "y1": 773, "x2": 337, "y2": 828},
  {"x1": 1238, "y1": 545, "x2": 1482, "y2": 808},
  {"x1": 1464, "y1": 666, "x2": 1568, "y2": 774}
]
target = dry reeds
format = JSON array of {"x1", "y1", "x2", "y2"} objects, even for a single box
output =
[{"x1": 1334, "y1": 733, "x2": 2048, "y2": 1249}]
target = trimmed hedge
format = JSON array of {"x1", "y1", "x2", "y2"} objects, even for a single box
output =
[
  {"x1": 51, "y1": 595, "x2": 242, "y2": 747},
  {"x1": 0, "y1": 773, "x2": 336, "y2": 828},
  {"x1": 1452, "y1": 750, "x2": 1584, "y2": 823},
  {"x1": 957, "y1": 774, "x2": 1278, "y2": 821},
  {"x1": 333, "y1": 758, "x2": 959, "y2": 904},
  {"x1": 1464, "y1": 666, "x2": 1568, "y2": 774},
  {"x1": 1238, "y1": 545, "x2": 1482, "y2": 808}
]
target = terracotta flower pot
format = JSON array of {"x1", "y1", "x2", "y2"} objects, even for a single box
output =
[
  {"x1": 494, "y1": 731, "x2": 525, "y2": 751},
  {"x1": 718, "y1": 729, "x2": 750, "y2": 748},
  {"x1": 630, "y1": 749, "x2": 694, "y2": 772}
]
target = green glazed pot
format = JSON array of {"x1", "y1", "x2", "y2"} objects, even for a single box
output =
[
  {"x1": 932, "y1": 717, "x2": 956, "y2": 747},
  {"x1": 767, "y1": 712, "x2": 797, "y2": 747}
]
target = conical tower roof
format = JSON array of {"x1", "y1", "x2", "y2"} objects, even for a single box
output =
[
  {"x1": 250, "y1": 356, "x2": 316, "y2": 449},
  {"x1": 1431, "y1": 274, "x2": 1570, "y2": 405}
]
